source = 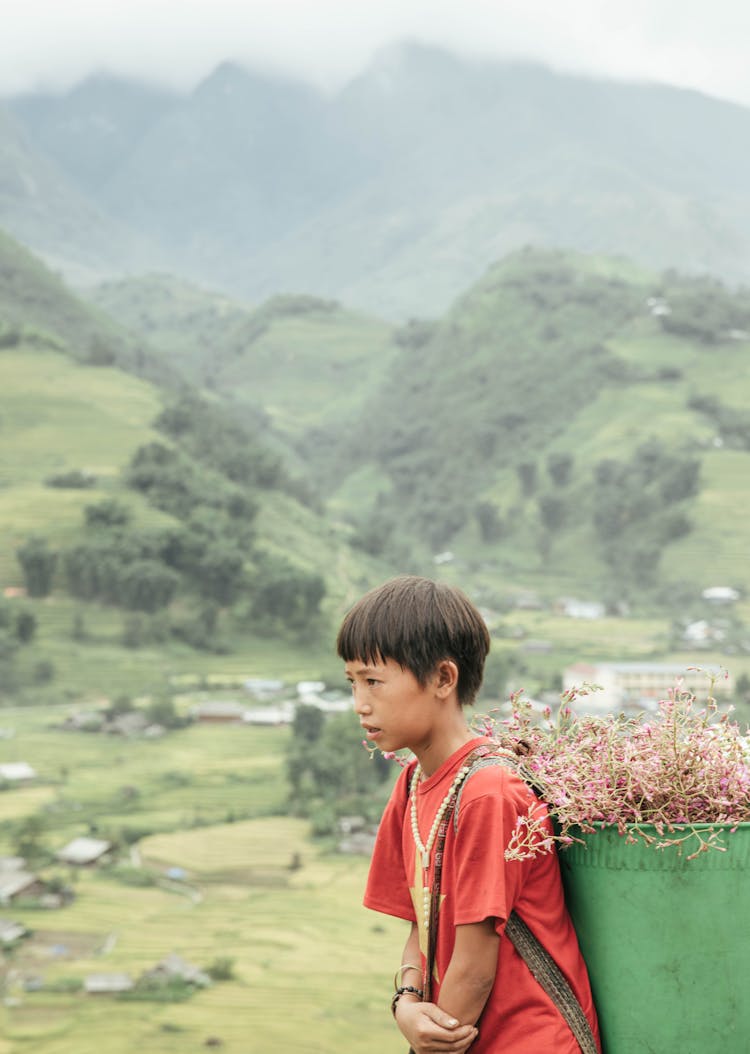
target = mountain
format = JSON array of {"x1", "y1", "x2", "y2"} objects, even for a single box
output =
[
  {"x1": 7, "y1": 65, "x2": 366, "y2": 274},
  {"x1": 0, "y1": 102, "x2": 161, "y2": 281},
  {"x1": 9, "y1": 72, "x2": 177, "y2": 195},
  {"x1": 7, "y1": 45, "x2": 750, "y2": 315}
]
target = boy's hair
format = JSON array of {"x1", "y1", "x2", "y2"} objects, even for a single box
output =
[{"x1": 336, "y1": 575, "x2": 490, "y2": 706}]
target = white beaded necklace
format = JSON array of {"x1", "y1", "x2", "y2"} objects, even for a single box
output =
[{"x1": 409, "y1": 760, "x2": 473, "y2": 936}]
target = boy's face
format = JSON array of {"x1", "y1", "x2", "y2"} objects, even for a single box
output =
[{"x1": 345, "y1": 656, "x2": 441, "y2": 755}]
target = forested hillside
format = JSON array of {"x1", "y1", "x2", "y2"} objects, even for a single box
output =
[
  {"x1": 318, "y1": 249, "x2": 750, "y2": 601},
  {"x1": 83, "y1": 245, "x2": 750, "y2": 610},
  {"x1": 0, "y1": 230, "x2": 386, "y2": 702}
]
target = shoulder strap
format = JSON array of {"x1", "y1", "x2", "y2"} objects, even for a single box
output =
[
  {"x1": 505, "y1": 913, "x2": 599, "y2": 1054},
  {"x1": 454, "y1": 752, "x2": 599, "y2": 1054}
]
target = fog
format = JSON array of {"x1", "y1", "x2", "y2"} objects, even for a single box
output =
[{"x1": 3, "y1": 0, "x2": 750, "y2": 107}]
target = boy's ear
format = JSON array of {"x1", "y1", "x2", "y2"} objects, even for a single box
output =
[{"x1": 434, "y1": 659, "x2": 459, "y2": 698}]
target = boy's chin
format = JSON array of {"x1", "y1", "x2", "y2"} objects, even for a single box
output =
[{"x1": 369, "y1": 732, "x2": 402, "y2": 753}]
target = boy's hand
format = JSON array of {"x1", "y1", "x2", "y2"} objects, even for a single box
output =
[{"x1": 395, "y1": 999, "x2": 478, "y2": 1053}]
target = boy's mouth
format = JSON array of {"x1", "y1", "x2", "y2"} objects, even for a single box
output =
[{"x1": 361, "y1": 724, "x2": 382, "y2": 738}]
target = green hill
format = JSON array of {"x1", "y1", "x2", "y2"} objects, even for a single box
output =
[
  {"x1": 0, "y1": 228, "x2": 178, "y2": 389},
  {"x1": 307, "y1": 248, "x2": 750, "y2": 606},
  {"x1": 82, "y1": 246, "x2": 750, "y2": 609},
  {"x1": 88, "y1": 271, "x2": 248, "y2": 380},
  {"x1": 0, "y1": 342, "x2": 379, "y2": 700},
  {"x1": 87, "y1": 280, "x2": 397, "y2": 440},
  {"x1": 0, "y1": 236, "x2": 389, "y2": 702},
  {"x1": 5, "y1": 233, "x2": 750, "y2": 703}
]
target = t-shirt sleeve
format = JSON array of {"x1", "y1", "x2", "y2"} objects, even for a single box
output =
[
  {"x1": 363, "y1": 766, "x2": 416, "y2": 922},
  {"x1": 452, "y1": 769, "x2": 534, "y2": 934}
]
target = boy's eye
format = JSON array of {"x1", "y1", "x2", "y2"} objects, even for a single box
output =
[{"x1": 366, "y1": 678, "x2": 379, "y2": 687}]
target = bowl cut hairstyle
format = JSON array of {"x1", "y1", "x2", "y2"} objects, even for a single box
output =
[{"x1": 337, "y1": 575, "x2": 490, "y2": 706}]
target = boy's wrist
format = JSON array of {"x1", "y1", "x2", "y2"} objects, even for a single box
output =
[
  {"x1": 394, "y1": 962, "x2": 422, "y2": 990},
  {"x1": 391, "y1": 985, "x2": 423, "y2": 1017}
]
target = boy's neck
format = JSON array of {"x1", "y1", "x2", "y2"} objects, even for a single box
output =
[{"x1": 415, "y1": 720, "x2": 476, "y2": 778}]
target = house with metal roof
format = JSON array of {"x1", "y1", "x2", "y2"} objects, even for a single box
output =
[{"x1": 55, "y1": 837, "x2": 112, "y2": 866}]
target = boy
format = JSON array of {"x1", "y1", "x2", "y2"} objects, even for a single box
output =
[{"x1": 337, "y1": 576, "x2": 600, "y2": 1054}]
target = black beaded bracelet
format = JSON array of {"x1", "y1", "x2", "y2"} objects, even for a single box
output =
[{"x1": 391, "y1": 985, "x2": 424, "y2": 1016}]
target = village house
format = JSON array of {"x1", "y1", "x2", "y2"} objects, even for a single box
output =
[
  {"x1": 242, "y1": 703, "x2": 295, "y2": 726},
  {"x1": 0, "y1": 856, "x2": 27, "y2": 872},
  {"x1": 0, "y1": 917, "x2": 28, "y2": 944},
  {"x1": 55, "y1": 837, "x2": 112, "y2": 867},
  {"x1": 84, "y1": 973, "x2": 134, "y2": 995},
  {"x1": 702, "y1": 586, "x2": 740, "y2": 604},
  {"x1": 337, "y1": 815, "x2": 377, "y2": 856},
  {"x1": 243, "y1": 677, "x2": 284, "y2": 699},
  {"x1": 190, "y1": 700, "x2": 245, "y2": 723},
  {"x1": 59, "y1": 709, "x2": 105, "y2": 733},
  {"x1": 103, "y1": 710, "x2": 153, "y2": 737},
  {"x1": 513, "y1": 591, "x2": 544, "y2": 611},
  {"x1": 0, "y1": 868, "x2": 44, "y2": 905},
  {"x1": 142, "y1": 952, "x2": 211, "y2": 988},
  {"x1": 520, "y1": 639, "x2": 553, "y2": 654},
  {"x1": 296, "y1": 680, "x2": 326, "y2": 699},
  {"x1": 563, "y1": 662, "x2": 732, "y2": 713},
  {"x1": 681, "y1": 620, "x2": 726, "y2": 648},
  {"x1": 0, "y1": 762, "x2": 37, "y2": 783},
  {"x1": 556, "y1": 598, "x2": 606, "y2": 620}
]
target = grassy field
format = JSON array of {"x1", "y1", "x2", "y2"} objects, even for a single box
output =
[
  {"x1": 1, "y1": 824, "x2": 406, "y2": 1054},
  {"x1": 0, "y1": 347, "x2": 166, "y2": 585},
  {"x1": 0, "y1": 706, "x2": 406, "y2": 1054}
]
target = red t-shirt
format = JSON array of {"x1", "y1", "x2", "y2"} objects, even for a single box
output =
[{"x1": 364, "y1": 737, "x2": 601, "y2": 1053}]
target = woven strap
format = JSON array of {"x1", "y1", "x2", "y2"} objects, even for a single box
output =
[
  {"x1": 423, "y1": 751, "x2": 480, "y2": 1001},
  {"x1": 505, "y1": 911, "x2": 599, "y2": 1054},
  {"x1": 444, "y1": 750, "x2": 598, "y2": 1054}
]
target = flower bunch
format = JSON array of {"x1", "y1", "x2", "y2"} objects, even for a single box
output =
[{"x1": 480, "y1": 677, "x2": 750, "y2": 860}]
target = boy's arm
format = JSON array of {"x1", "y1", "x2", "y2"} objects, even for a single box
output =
[
  {"x1": 435, "y1": 918, "x2": 501, "y2": 1027},
  {"x1": 394, "y1": 923, "x2": 478, "y2": 1054}
]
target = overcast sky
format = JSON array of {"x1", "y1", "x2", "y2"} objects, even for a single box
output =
[{"x1": 3, "y1": 0, "x2": 750, "y2": 108}]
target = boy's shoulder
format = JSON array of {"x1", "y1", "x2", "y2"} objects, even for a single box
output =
[{"x1": 457, "y1": 752, "x2": 537, "y2": 816}]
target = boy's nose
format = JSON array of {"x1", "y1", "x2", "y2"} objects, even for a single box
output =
[{"x1": 352, "y1": 693, "x2": 370, "y2": 716}]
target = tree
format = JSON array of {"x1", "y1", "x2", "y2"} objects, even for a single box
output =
[
  {"x1": 250, "y1": 558, "x2": 326, "y2": 632},
  {"x1": 546, "y1": 452, "x2": 574, "y2": 487},
  {"x1": 475, "y1": 501, "x2": 504, "y2": 543},
  {"x1": 194, "y1": 544, "x2": 245, "y2": 605},
  {"x1": 286, "y1": 711, "x2": 392, "y2": 831},
  {"x1": 292, "y1": 703, "x2": 325, "y2": 743},
  {"x1": 659, "y1": 457, "x2": 701, "y2": 503},
  {"x1": 538, "y1": 493, "x2": 567, "y2": 533},
  {"x1": 14, "y1": 814, "x2": 46, "y2": 861},
  {"x1": 537, "y1": 493, "x2": 568, "y2": 563},
  {"x1": 119, "y1": 560, "x2": 180, "y2": 613},
  {"x1": 481, "y1": 651, "x2": 513, "y2": 699},
  {"x1": 516, "y1": 461, "x2": 538, "y2": 497},
  {"x1": 16, "y1": 537, "x2": 57, "y2": 597},
  {"x1": 14, "y1": 610, "x2": 37, "y2": 643},
  {"x1": 145, "y1": 696, "x2": 186, "y2": 729},
  {"x1": 84, "y1": 498, "x2": 132, "y2": 529},
  {"x1": 108, "y1": 695, "x2": 134, "y2": 718}
]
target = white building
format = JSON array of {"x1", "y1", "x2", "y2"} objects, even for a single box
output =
[
  {"x1": 56, "y1": 837, "x2": 112, "y2": 866},
  {"x1": 0, "y1": 762, "x2": 37, "y2": 782},
  {"x1": 701, "y1": 586, "x2": 740, "y2": 604},
  {"x1": 563, "y1": 662, "x2": 732, "y2": 714}
]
